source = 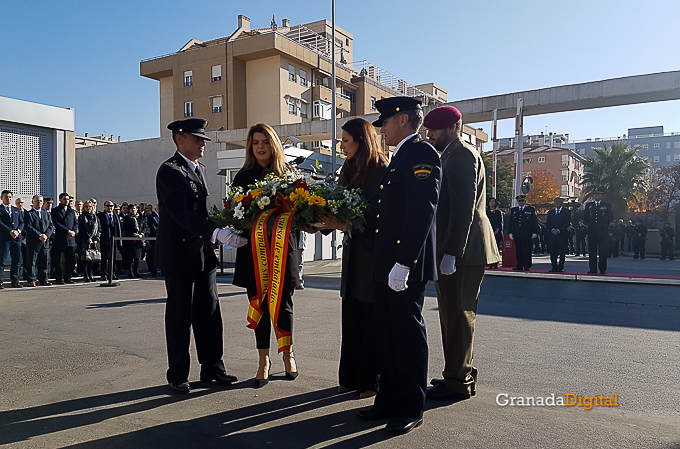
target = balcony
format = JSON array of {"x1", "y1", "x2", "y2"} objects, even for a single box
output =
[{"x1": 312, "y1": 85, "x2": 351, "y2": 113}]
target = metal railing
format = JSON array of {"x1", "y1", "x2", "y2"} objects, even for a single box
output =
[{"x1": 351, "y1": 60, "x2": 443, "y2": 104}]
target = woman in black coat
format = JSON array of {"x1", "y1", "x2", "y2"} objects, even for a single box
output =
[
  {"x1": 232, "y1": 123, "x2": 299, "y2": 388},
  {"x1": 316, "y1": 118, "x2": 388, "y2": 398},
  {"x1": 123, "y1": 204, "x2": 144, "y2": 278},
  {"x1": 77, "y1": 200, "x2": 101, "y2": 282},
  {"x1": 486, "y1": 197, "x2": 503, "y2": 269}
]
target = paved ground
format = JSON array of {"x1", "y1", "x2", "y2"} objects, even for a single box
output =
[{"x1": 0, "y1": 261, "x2": 679, "y2": 448}]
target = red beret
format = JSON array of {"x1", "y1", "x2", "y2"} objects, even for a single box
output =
[{"x1": 423, "y1": 106, "x2": 462, "y2": 130}]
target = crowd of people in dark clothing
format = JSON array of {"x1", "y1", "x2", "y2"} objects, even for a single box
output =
[
  {"x1": 0, "y1": 190, "x2": 160, "y2": 289},
  {"x1": 484, "y1": 197, "x2": 676, "y2": 266}
]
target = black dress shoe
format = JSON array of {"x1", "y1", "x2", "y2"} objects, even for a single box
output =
[
  {"x1": 548, "y1": 268, "x2": 558, "y2": 272},
  {"x1": 11, "y1": 283, "x2": 23, "y2": 288},
  {"x1": 426, "y1": 382, "x2": 472, "y2": 401},
  {"x1": 200, "y1": 370, "x2": 237, "y2": 384},
  {"x1": 430, "y1": 378, "x2": 443, "y2": 386},
  {"x1": 254, "y1": 363, "x2": 271, "y2": 388},
  {"x1": 600, "y1": 271, "x2": 606, "y2": 275},
  {"x1": 169, "y1": 380, "x2": 190, "y2": 394},
  {"x1": 512, "y1": 267, "x2": 523, "y2": 271},
  {"x1": 586, "y1": 271, "x2": 597, "y2": 274},
  {"x1": 56, "y1": 279, "x2": 65, "y2": 285},
  {"x1": 64, "y1": 279, "x2": 75, "y2": 284},
  {"x1": 357, "y1": 406, "x2": 393, "y2": 421},
  {"x1": 385, "y1": 416, "x2": 423, "y2": 435}
]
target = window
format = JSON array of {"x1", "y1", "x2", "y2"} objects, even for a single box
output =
[
  {"x1": 300, "y1": 103, "x2": 308, "y2": 119},
  {"x1": 561, "y1": 154, "x2": 569, "y2": 166},
  {"x1": 313, "y1": 100, "x2": 332, "y2": 119},
  {"x1": 211, "y1": 96, "x2": 222, "y2": 113},
  {"x1": 370, "y1": 96, "x2": 376, "y2": 110},
  {"x1": 561, "y1": 185, "x2": 569, "y2": 196},
  {"x1": 184, "y1": 101, "x2": 193, "y2": 117},
  {"x1": 666, "y1": 154, "x2": 671, "y2": 162},
  {"x1": 288, "y1": 65, "x2": 296, "y2": 82},
  {"x1": 288, "y1": 98, "x2": 297, "y2": 115},
  {"x1": 211, "y1": 65, "x2": 222, "y2": 81},
  {"x1": 579, "y1": 148, "x2": 586, "y2": 155},
  {"x1": 300, "y1": 70, "x2": 307, "y2": 86},
  {"x1": 561, "y1": 169, "x2": 568, "y2": 181},
  {"x1": 523, "y1": 157, "x2": 532, "y2": 164},
  {"x1": 675, "y1": 141, "x2": 680, "y2": 148},
  {"x1": 183, "y1": 71, "x2": 193, "y2": 86},
  {"x1": 654, "y1": 143, "x2": 660, "y2": 150},
  {"x1": 667, "y1": 142, "x2": 671, "y2": 149},
  {"x1": 675, "y1": 154, "x2": 680, "y2": 161},
  {"x1": 642, "y1": 144, "x2": 649, "y2": 150},
  {"x1": 653, "y1": 155, "x2": 659, "y2": 162},
  {"x1": 538, "y1": 156, "x2": 546, "y2": 163},
  {"x1": 342, "y1": 89, "x2": 356, "y2": 104}
]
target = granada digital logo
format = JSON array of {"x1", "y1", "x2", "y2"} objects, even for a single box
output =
[{"x1": 496, "y1": 393, "x2": 619, "y2": 410}]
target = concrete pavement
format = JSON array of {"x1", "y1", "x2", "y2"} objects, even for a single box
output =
[{"x1": 0, "y1": 262, "x2": 678, "y2": 448}]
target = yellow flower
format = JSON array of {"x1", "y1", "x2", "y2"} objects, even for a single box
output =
[
  {"x1": 308, "y1": 195, "x2": 327, "y2": 206},
  {"x1": 250, "y1": 189, "x2": 262, "y2": 199},
  {"x1": 289, "y1": 188, "x2": 311, "y2": 203},
  {"x1": 234, "y1": 194, "x2": 245, "y2": 203}
]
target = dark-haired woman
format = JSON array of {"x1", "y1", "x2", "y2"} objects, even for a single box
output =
[
  {"x1": 77, "y1": 201, "x2": 101, "y2": 282},
  {"x1": 486, "y1": 197, "x2": 503, "y2": 269},
  {"x1": 232, "y1": 123, "x2": 300, "y2": 388},
  {"x1": 123, "y1": 204, "x2": 144, "y2": 278},
  {"x1": 317, "y1": 117, "x2": 388, "y2": 398}
]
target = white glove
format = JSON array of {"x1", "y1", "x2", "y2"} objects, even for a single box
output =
[
  {"x1": 509, "y1": 233, "x2": 514, "y2": 240},
  {"x1": 532, "y1": 233, "x2": 538, "y2": 239},
  {"x1": 213, "y1": 228, "x2": 248, "y2": 248},
  {"x1": 388, "y1": 263, "x2": 410, "y2": 292},
  {"x1": 440, "y1": 254, "x2": 456, "y2": 275}
]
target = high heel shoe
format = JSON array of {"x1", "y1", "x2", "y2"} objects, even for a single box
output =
[
  {"x1": 254, "y1": 358, "x2": 271, "y2": 388},
  {"x1": 283, "y1": 351, "x2": 298, "y2": 380}
]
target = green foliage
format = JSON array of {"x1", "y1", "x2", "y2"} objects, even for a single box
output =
[
  {"x1": 582, "y1": 140, "x2": 650, "y2": 218},
  {"x1": 483, "y1": 152, "x2": 514, "y2": 211}
]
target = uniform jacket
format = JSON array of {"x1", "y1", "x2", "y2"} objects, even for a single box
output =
[
  {"x1": 145, "y1": 212, "x2": 160, "y2": 237},
  {"x1": 545, "y1": 207, "x2": 571, "y2": 239},
  {"x1": 373, "y1": 135, "x2": 441, "y2": 283},
  {"x1": 341, "y1": 162, "x2": 388, "y2": 302},
  {"x1": 633, "y1": 224, "x2": 648, "y2": 240},
  {"x1": 583, "y1": 201, "x2": 613, "y2": 236},
  {"x1": 155, "y1": 151, "x2": 218, "y2": 272},
  {"x1": 508, "y1": 205, "x2": 539, "y2": 238},
  {"x1": 0, "y1": 204, "x2": 24, "y2": 243},
  {"x1": 575, "y1": 224, "x2": 588, "y2": 239},
  {"x1": 97, "y1": 211, "x2": 122, "y2": 248},
  {"x1": 24, "y1": 208, "x2": 54, "y2": 248},
  {"x1": 660, "y1": 227, "x2": 675, "y2": 242},
  {"x1": 51, "y1": 204, "x2": 78, "y2": 248},
  {"x1": 231, "y1": 164, "x2": 300, "y2": 290},
  {"x1": 437, "y1": 138, "x2": 500, "y2": 266}
]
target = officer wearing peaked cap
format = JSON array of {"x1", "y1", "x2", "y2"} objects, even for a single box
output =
[
  {"x1": 356, "y1": 97, "x2": 441, "y2": 435},
  {"x1": 583, "y1": 188, "x2": 613, "y2": 274},
  {"x1": 508, "y1": 194, "x2": 540, "y2": 271},
  {"x1": 156, "y1": 118, "x2": 248, "y2": 394}
]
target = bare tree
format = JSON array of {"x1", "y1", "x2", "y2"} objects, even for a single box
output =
[{"x1": 647, "y1": 164, "x2": 680, "y2": 213}]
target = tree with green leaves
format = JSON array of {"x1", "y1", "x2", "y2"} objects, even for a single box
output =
[
  {"x1": 482, "y1": 153, "x2": 513, "y2": 211},
  {"x1": 581, "y1": 140, "x2": 650, "y2": 218}
]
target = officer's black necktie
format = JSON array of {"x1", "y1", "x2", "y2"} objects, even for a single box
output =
[{"x1": 195, "y1": 166, "x2": 205, "y2": 189}]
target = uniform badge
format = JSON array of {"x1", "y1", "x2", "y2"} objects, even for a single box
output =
[
  {"x1": 413, "y1": 164, "x2": 433, "y2": 179},
  {"x1": 164, "y1": 160, "x2": 178, "y2": 168},
  {"x1": 189, "y1": 181, "x2": 198, "y2": 192}
]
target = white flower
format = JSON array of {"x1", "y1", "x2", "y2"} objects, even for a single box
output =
[{"x1": 257, "y1": 196, "x2": 271, "y2": 210}]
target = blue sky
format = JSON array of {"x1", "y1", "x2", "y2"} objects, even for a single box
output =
[{"x1": 2, "y1": 0, "x2": 679, "y2": 146}]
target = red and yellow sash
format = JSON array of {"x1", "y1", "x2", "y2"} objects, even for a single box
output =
[{"x1": 246, "y1": 209, "x2": 295, "y2": 353}]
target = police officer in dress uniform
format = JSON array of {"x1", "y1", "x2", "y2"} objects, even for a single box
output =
[
  {"x1": 355, "y1": 97, "x2": 441, "y2": 435},
  {"x1": 508, "y1": 195, "x2": 539, "y2": 271},
  {"x1": 583, "y1": 188, "x2": 613, "y2": 274},
  {"x1": 422, "y1": 106, "x2": 500, "y2": 402},
  {"x1": 156, "y1": 118, "x2": 247, "y2": 394},
  {"x1": 660, "y1": 223, "x2": 675, "y2": 260},
  {"x1": 545, "y1": 196, "x2": 571, "y2": 272}
]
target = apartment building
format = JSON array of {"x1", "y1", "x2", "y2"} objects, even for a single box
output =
[
  {"x1": 495, "y1": 145, "x2": 585, "y2": 199},
  {"x1": 140, "y1": 14, "x2": 446, "y2": 144},
  {"x1": 565, "y1": 126, "x2": 680, "y2": 169}
]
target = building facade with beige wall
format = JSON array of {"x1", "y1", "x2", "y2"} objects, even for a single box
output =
[{"x1": 140, "y1": 14, "x2": 446, "y2": 148}]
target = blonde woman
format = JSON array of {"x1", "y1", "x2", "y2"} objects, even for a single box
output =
[
  {"x1": 232, "y1": 123, "x2": 299, "y2": 388},
  {"x1": 77, "y1": 200, "x2": 101, "y2": 282}
]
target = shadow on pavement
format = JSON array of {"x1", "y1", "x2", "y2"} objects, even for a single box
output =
[
  {"x1": 0, "y1": 385, "x2": 220, "y2": 445},
  {"x1": 56, "y1": 388, "x2": 392, "y2": 448},
  {"x1": 85, "y1": 292, "x2": 242, "y2": 309},
  {"x1": 477, "y1": 276, "x2": 680, "y2": 332}
]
